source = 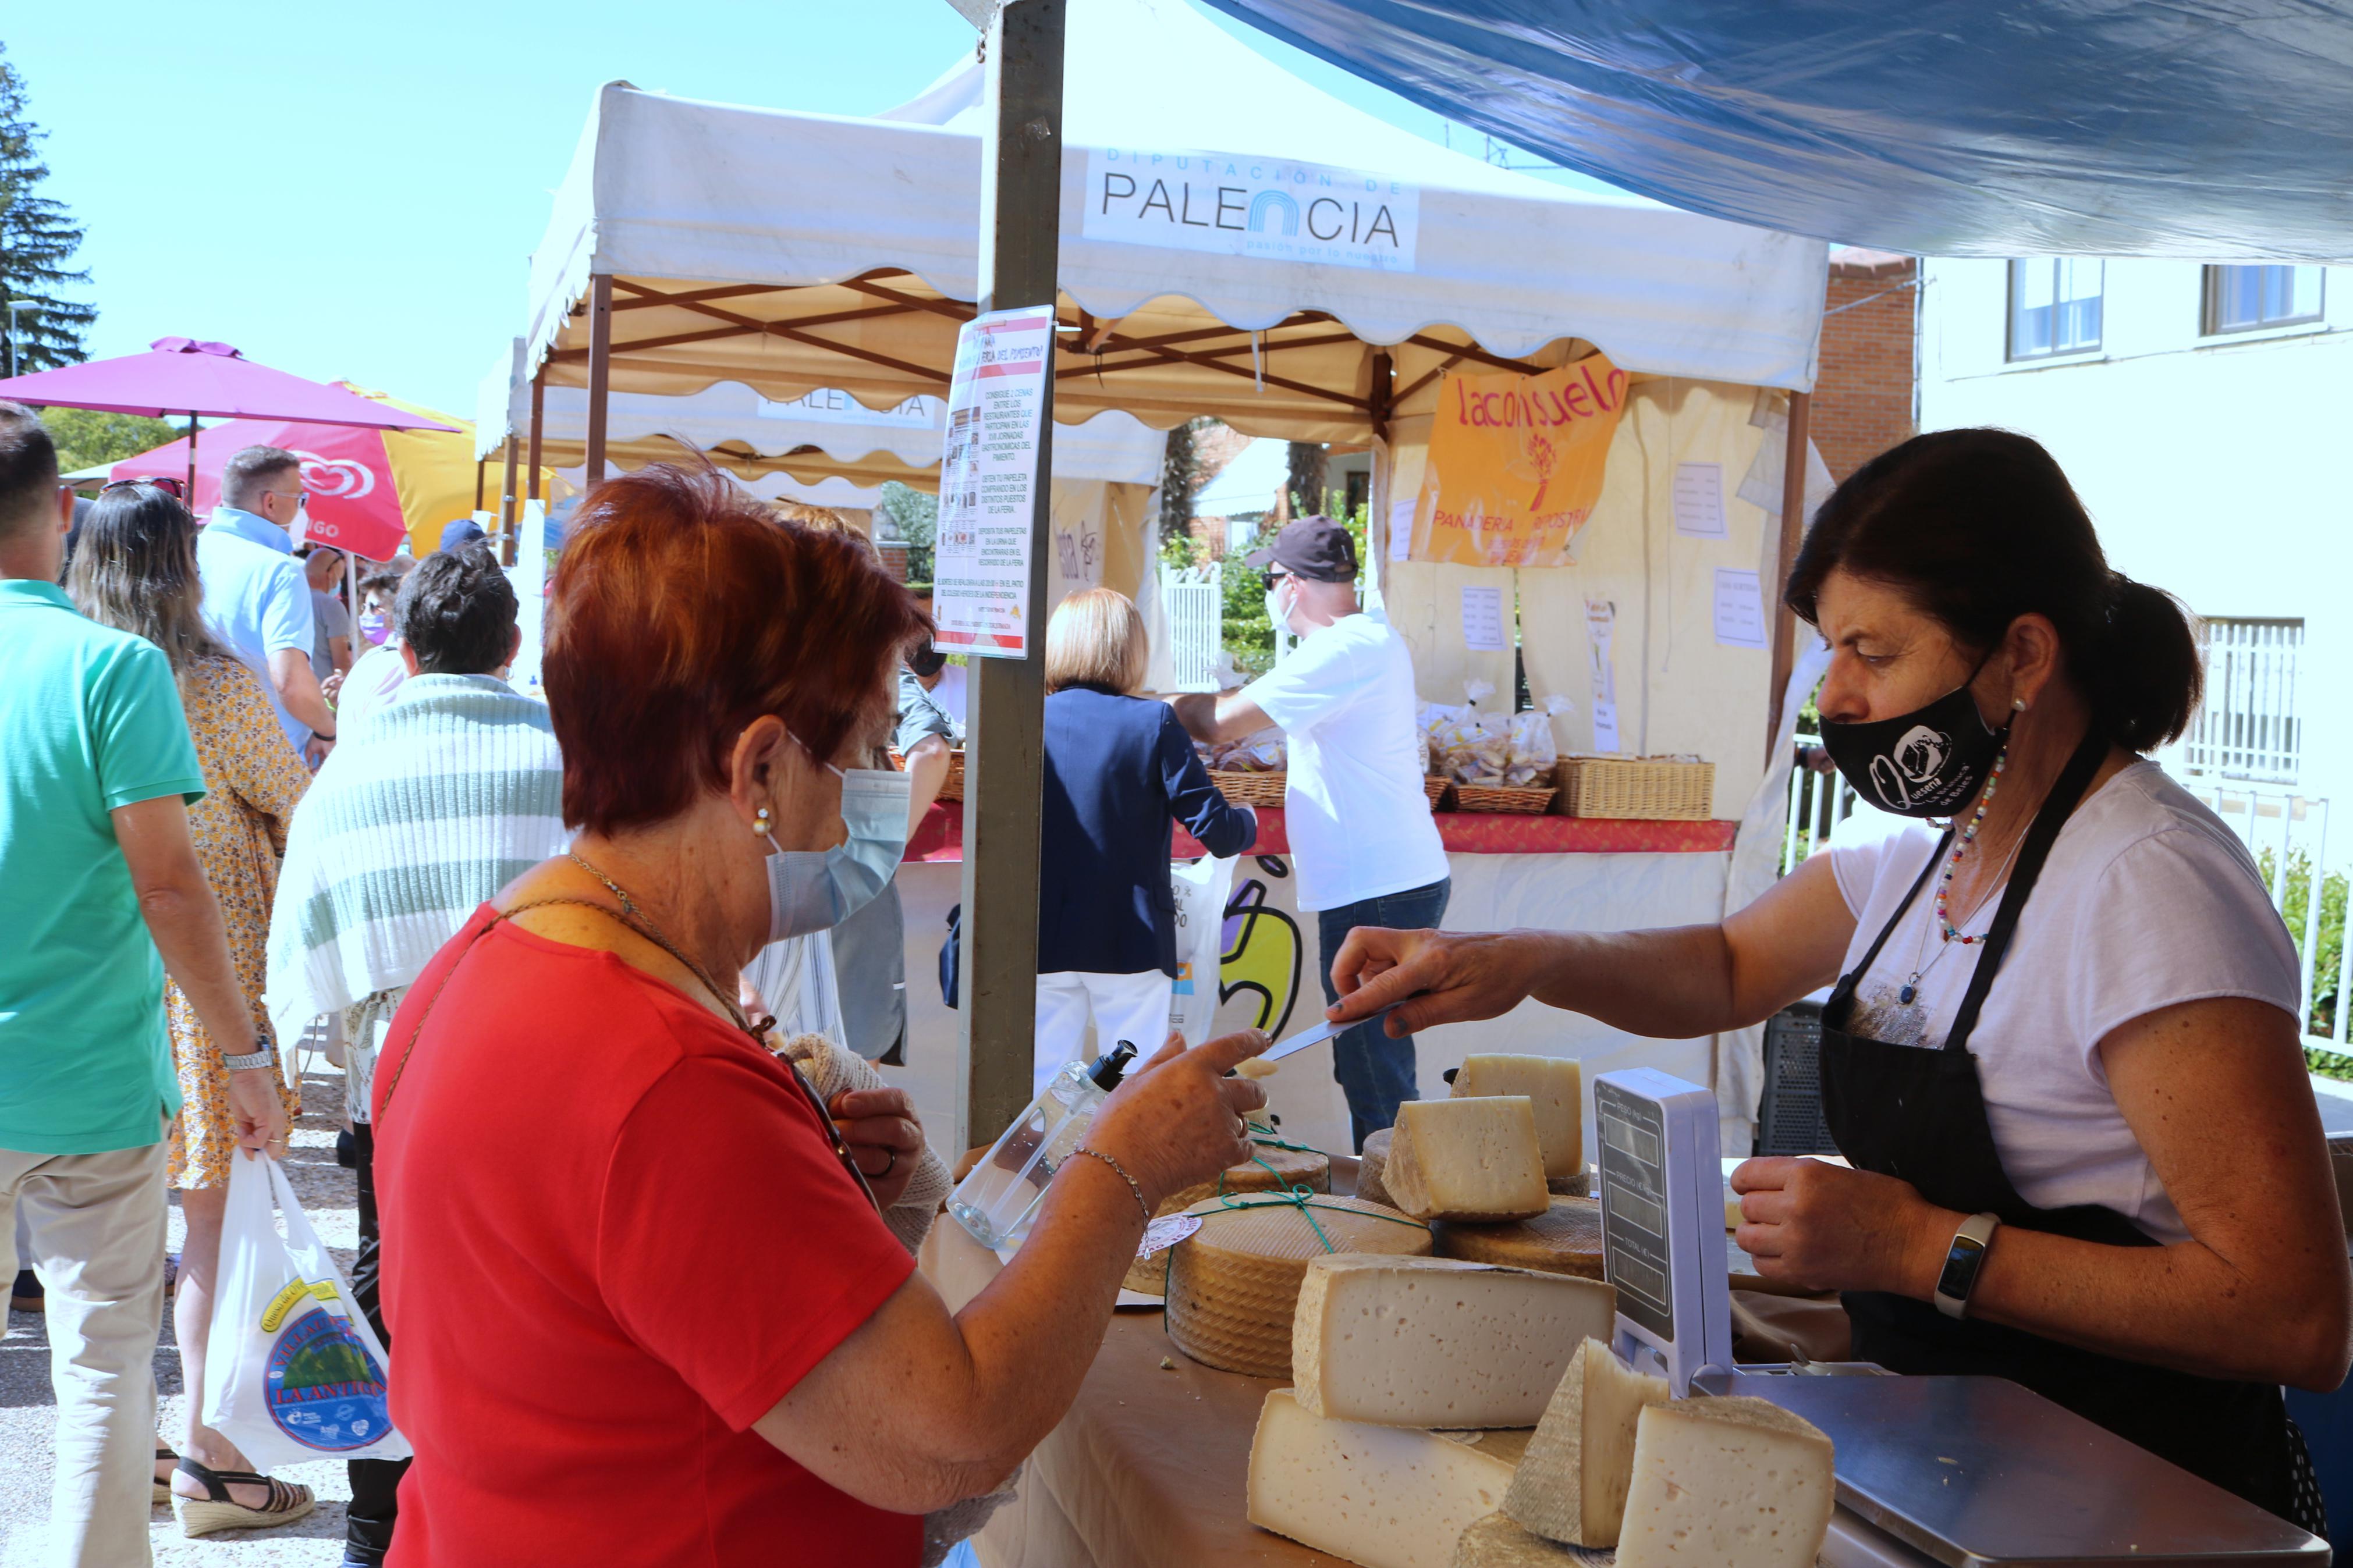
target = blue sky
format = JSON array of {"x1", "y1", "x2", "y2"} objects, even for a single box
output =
[{"x1": 5, "y1": 0, "x2": 1592, "y2": 417}]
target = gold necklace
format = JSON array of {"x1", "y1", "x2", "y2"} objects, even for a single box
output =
[{"x1": 566, "y1": 850, "x2": 758, "y2": 1036}]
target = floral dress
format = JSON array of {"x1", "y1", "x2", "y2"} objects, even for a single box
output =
[{"x1": 164, "y1": 656, "x2": 311, "y2": 1189}]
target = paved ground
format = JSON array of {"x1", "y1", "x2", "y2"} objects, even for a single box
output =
[{"x1": 2, "y1": 1062, "x2": 359, "y2": 1567}]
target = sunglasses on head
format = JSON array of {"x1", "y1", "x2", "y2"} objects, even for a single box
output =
[{"x1": 100, "y1": 475, "x2": 186, "y2": 500}]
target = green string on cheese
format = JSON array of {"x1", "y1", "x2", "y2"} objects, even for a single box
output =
[{"x1": 1209, "y1": 1176, "x2": 1431, "y2": 1255}]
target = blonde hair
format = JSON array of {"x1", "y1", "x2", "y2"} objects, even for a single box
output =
[
  {"x1": 771, "y1": 502, "x2": 854, "y2": 532},
  {"x1": 1045, "y1": 587, "x2": 1147, "y2": 695}
]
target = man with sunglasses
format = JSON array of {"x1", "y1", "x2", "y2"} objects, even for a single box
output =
[
  {"x1": 1167, "y1": 515, "x2": 1449, "y2": 1150},
  {"x1": 194, "y1": 447, "x2": 336, "y2": 766}
]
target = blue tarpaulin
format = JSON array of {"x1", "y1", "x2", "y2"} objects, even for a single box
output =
[{"x1": 1197, "y1": 0, "x2": 2353, "y2": 262}]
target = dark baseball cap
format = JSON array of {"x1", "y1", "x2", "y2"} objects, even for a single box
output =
[
  {"x1": 438, "y1": 517, "x2": 487, "y2": 553},
  {"x1": 1244, "y1": 515, "x2": 1357, "y2": 582}
]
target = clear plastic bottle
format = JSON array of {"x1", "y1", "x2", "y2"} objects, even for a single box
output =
[{"x1": 947, "y1": 1041, "x2": 1138, "y2": 1250}]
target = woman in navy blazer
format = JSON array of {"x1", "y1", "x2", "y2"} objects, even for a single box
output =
[{"x1": 1034, "y1": 589, "x2": 1257, "y2": 1093}]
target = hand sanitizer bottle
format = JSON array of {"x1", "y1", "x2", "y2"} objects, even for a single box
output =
[{"x1": 948, "y1": 1041, "x2": 1138, "y2": 1250}]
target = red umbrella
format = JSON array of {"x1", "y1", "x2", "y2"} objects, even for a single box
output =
[{"x1": 0, "y1": 337, "x2": 455, "y2": 500}]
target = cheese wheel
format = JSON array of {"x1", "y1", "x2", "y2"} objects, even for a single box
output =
[
  {"x1": 1550, "y1": 1171, "x2": 1591, "y2": 1198},
  {"x1": 1158, "y1": 1140, "x2": 1331, "y2": 1216},
  {"x1": 1165, "y1": 1194, "x2": 1431, "y2": 1379},
  {"x1": 1453, "y1": 1513, "x2": 1583, "y2": 1566},
  {"x1": 1356, "y1": 1128, "x2": 1394, "y2": 1207},
  {"x1": 1433, "y1": 1196, "x2": 1605, "y2": 1280}
]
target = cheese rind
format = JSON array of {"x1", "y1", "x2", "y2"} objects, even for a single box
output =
[
  {"x1": 1451, "y1": 1513, "x2": 1583, "y2": 1566},
  {"x1": 1434, "y1": 1197, "x2": 1605, "y2": 1279},
  {"x1": 1357, "y1": 1128, "x2": 1395, "y2": 1207},
  {"x1": 1385, "y1": 1097, "x2": 1551, "y2": 1222},
  {"x1": 1451, "y1": 1055, "x2": 1584, "y2": 1179},
  {"x1": 1503, "y1": 1337, "x2": 1670, "y2": 1546},
  {"x1": 1247, "y1": 1389, "x2": 1531, "y2": 1568},
  {"x1": 1614, "y1": 1396, "x2": 1836, "y2": 1568},
  {"x1": 1292, "y1": 1257, "x2": 1617, "y2": 1428}
]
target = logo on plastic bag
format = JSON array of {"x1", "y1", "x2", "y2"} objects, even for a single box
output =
[{"x1": 264, "y1": 1299, "x2": 390, "y2": 1452}]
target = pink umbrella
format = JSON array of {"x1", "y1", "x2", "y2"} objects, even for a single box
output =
[{"x1": 0, "y1": 337, "x2": 455, "y2": 499}]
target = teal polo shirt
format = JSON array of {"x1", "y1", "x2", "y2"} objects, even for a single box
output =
[{"x1": 0, "y1": 579, "x2": 206, "y2": 1153}]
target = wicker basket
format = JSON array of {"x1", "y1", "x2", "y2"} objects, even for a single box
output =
[
  {"x1": 889, "y1": 748, "x2": 967, "y2": 804},
  {"x1": 1208, "y1": 769, "x2": 1289, "y2": 810},
  {"x1": 1423, "y1": 776, "x2": 1453, "y2": 812},
  {"x1": 1450, "y1": 782, "x2": 1558, "y2": 815},
  {"x1": 1552, "y1": 755, "x2": 1715, "y2": 820}
]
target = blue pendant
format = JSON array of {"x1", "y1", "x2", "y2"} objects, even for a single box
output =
[{"x1": 1898, "y1": 982, "x2": 1918, "y2": 1004}]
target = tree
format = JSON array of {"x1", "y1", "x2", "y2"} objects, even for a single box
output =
[
  {"x1": 1284, "y1": 442, "x2": 1327, "y2": 517},
  {"x1": 875, "y1": 481, "x2": 937, "y2": 586},
  {"x1": 0, "y1": 44, "x2": 95, "y2": 372},
  {"x1": 43, "y1": 408, "x2": 179, "y2": 474}
]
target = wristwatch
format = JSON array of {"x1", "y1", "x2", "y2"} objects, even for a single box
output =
[
  {"x1": 223, "y1": 1039, "x2": 278, "y2": 1072},
  {"x1": 1933, "y1": 1211, "x2": 2001, "y2": 1320}
]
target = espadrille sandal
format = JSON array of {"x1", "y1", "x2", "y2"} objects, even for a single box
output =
[
  {"x1": 153, "y1": 1445, "x2": 177, "y2": 1506},
  {"x1": 172, "y1": 1457, "x2": 315, "y2": 1537}
]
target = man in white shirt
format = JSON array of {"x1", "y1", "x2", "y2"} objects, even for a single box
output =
[
  {"x1": 196, "y1": 447, "x2": 336, "y2": 763},
  {"x1": 1171, "y1": 517, "x2": 1449, "y2": 1148}
]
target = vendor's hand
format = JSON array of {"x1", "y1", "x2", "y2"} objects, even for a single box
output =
[
  {"x1": 226, "y1": 1065, "x2": 290, "y2": 1161},
  {"x1": 1085, "y1": 1029, "x2": 1269, "y2": 1212},
  {"x1": 830, "y1": 1086, "x2": 925, "y2": 1211},
  {"x1": 1731, "y1": 1157, "x2": 1951, "y2": 1298},
  {"x1": 1326, "y1": 927, "x2": 1542, "y2": 1037}
]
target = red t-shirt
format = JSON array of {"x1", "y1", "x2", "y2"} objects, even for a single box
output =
[{"x1": 374, "y1": 907, "x2": 921, "y2": 1567}]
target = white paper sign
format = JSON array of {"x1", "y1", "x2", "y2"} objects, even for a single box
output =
[
  {"x1": 1592, "y1": 699, "x2": 1621, "y2": 754},
  {"x1": 755, "y1": 387, "x2": 938, "y2": 429},
  {"x1": 1460, "y1": 585, "x2": 1506, "y2": 651},
  {"x1": 1584, "y1": 596, "x2": 1617, "y2": 705},
  {"x1": 1712, "y1": 568, "x2": 1769, "y2": 650},
  {"x1": 1673, "y1": 461, "x2": 1726, "y2": 538},
  {"x1": 1388, "y1": 497, "x2": 1414, "y2": 561},
  {"x1": 933, "y1": 307, "x2": 1055, "y2": 659},
  {"x1": 1084, "y1": 149, "x2": 1420, "y2": 272}
]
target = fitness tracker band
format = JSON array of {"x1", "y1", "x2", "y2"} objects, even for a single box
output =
[{"x1": 1933, "y1": 1211, "x2": 2001, "y2": 1320}]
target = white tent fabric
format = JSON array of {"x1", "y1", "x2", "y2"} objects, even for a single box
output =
[
  {"x1": 556, "y1": 465, "x2": 887, "y2": 511},
  {"x1": 520, "y1": 0, "x2": 1826, "y2": 414}
]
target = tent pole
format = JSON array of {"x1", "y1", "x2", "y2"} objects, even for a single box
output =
[
  {"x1": 184, "y1": 412, "x2": 197, "y2": 508},
  {"x1": 526, "y1": 367, "x2": 545, "y2": 506},
  {"x1": 959, "y1": 0, "x2": 1066, "y2": 1150},
  {"x1": 585, "y1": 274, "x2": 613, "y2": 485},
  {"x1": 1763, "y1": 389, "x2": 1812, "y2": 766},
  {"x1": 474, "y1": 459, "x2": 486, "y2": 513},
  {"x1": 499, "y1": 435, "x2": 521, "y2": 564}
]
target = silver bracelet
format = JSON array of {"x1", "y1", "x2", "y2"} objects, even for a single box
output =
[
  {"x1": 223, "y1": 1043, "x2": 276, "y2": 1072},
  {"x1": 1073, "y1": 1147, "x2": 1151, "y2": 1224}
]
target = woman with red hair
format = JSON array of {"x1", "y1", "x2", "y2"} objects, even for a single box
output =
[{"x1": 371, "y1": 467, "x2": 1269, "y2": 1566}]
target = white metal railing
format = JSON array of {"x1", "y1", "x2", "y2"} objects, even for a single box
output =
[
  {"x1": 1165, "y1": 575, "x2": 1222, "y2": 692},
  {"x1": 2185, "y1": 618, "x2": 2302, "y2": 784}
]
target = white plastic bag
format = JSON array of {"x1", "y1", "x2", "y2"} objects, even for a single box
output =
[
  {"x1": 1167, "y1": 853, "x2": 1240, "y2": 1046},
  {"x1": 203, "y1": 1153, "x2": 410, "y2": 1467}
]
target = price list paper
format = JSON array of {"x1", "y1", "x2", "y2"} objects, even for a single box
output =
[{"x1": 932, "y1": 305, "x2": 1055, "y2": 658}]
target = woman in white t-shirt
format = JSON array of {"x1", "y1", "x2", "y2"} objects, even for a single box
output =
[{"x1": 1321, "y1": 430, "x2": 2348, "y2": 1531}]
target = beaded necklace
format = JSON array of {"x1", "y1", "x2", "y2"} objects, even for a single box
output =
[{"x1": 1896, "y1": 745, "x2": 2018, "y2": 1007}]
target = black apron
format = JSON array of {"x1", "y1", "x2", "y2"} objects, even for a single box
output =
[{"x1": 1820, "y1": 731, "x2": 2307, "y2": 1525}]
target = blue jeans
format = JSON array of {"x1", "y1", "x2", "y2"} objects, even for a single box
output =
[{"x1": 1315, "y1": 877, "x2": 1451, "y2": 1151}]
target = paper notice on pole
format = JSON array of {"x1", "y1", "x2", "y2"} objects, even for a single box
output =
[
  {"x1": 1713, "y1": 568, "x2": 1769, "y2": 649},
  {"x1": 1592, "y1": 699, "x2": 1621, "y2": 753},
  {"x1": 932, "y1": 305, "x2": 1055, "y2": 659},
  {"x1": 1673, "y1": 461, "x2": 1726, "y2": 538},
  {"x1": 1460, "y1": 585, "x2": 1506, "y2": 651},
  {"x1": 1584, "y1": 596, "x2": 1616, "y2": 705},
  {"x1": 1389, "y1": 498, "x2": 1415, "y2": 560}
]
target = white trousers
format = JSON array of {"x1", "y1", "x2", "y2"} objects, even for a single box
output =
[
  {"x1": 1, "y1": 1137, "x2": 168, "y2": 1568},
  {"x1": 1033, "y1": 970, "x2": 1175, "y2": 1097}
]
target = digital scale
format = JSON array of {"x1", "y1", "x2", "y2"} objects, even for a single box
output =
[{"x1": 1589, "y1": 1068, "x2": 2326, "y2": 1566}]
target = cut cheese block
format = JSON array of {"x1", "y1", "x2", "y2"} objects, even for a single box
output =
[
  {"x1": 1293, "y1": 1257, "x2": 1616, "y2": 1428},
  {"x1": 1503, "y1": 1337, "x2": 1670, "y2": 1546},
  {"x1": 1385, "y1": 1097, "x2": 1550, "y2": 1222},
  {"x1": 1434, "y1": 1197, "x2": 1605, "y2": 1280},
  {"x1": 1358, "y1": 1128, "x2": 1395, "y2": 1207},
  {"x1": 1248, "y1": 1388, "x2": 1531, "y2": 1568},
  {"x1": 1451, "y1": 1513, "x2": 1583, "y2": 1566},
  {"x1": 1451, "y1": 1055, "x2": 1584, "y2": 1180},
  {"x1": 1615, "y1": 1396, "x2": 1835, "y2": 1568},
  {"x1": 1159, "y1": 1139, "x2": 1330, "y2": 1216},
  {"x1": 1166, "y1": 1194, "x2": 1432, "y2": 1379}
]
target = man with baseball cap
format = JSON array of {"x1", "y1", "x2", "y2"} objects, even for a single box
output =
[{"x1": 1170, "y1": 515, "x2": 1448, "y2": 1149}]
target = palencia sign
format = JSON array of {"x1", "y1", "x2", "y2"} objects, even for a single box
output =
[
  {"x1": 1407, "y1": 355, "x2": 1630, "y2": 568},
  {"x1": 1081, "y1": 148, "x2": 1419, "y2": 272}
]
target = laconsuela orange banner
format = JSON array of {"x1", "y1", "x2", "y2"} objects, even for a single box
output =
[{"x1": 1407, "y1": 355, "x2": 1628, "y2": 567}]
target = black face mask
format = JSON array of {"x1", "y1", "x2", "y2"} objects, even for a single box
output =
[
  {"x1": 1819, "y1": 668, "x2": 2007, "y2": 818},
  {"x1": 907, "y1": 646, "x2": 947, "y2": 680}
]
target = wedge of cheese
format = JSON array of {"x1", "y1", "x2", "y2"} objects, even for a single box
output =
[
  {"x1": 1384, "y1": 1097, "x2": 1550, "y2": 1223},
  {"x1": 1451, "y1": 1513, "x2": 1582, "y2": 1566},
  {"x1": 1502, "y1": 1337, "x2": 1670, "y2": 1546},
  {"x1": 1293, "y1": 1256, "x2": 1617, "y2": 1428},
  {"x1": 1248, "y1": 1389, "x2": 1531, "y2": 1568},
  {"x1": 1451, "y1": 1055, "x2": 1584, "y2": 1181},
  {"x1": 1614, "y1": 1396, "x2": 1835, "y2": 1568}
]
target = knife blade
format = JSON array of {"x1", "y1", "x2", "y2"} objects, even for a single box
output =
[{"x1": 1259, "y1": 1004, "x2": 1401, "y2": 1064}]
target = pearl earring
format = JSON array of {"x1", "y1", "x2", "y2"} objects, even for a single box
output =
[
  {"x1": 2012, "y1": 698, "x2": 2028, "y2": 713},
  {"x1": 753, "y1": 806, "x2": 772, "y2": 835}
]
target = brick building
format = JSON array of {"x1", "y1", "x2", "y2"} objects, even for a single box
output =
[{"x1": 1811, "y1": 247, "x2": 1919, "y2": 481}]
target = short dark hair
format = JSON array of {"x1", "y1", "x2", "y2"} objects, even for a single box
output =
[
  {"x1": 0, "y1": 401, "x2": 60, "y2": 541},
  {"x1": 1786, "y1": 429, "x2": 2201, "y2": 753},
  {"x1": 221, "y1": 446, "x2": 301, "y2": 511},
  {"x1": 395, "y1": 542, "x2": 518, "y2": 675}
]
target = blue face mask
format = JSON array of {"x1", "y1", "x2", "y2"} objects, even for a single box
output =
[{"x1": 764, "y1": 743, "x2": 913, "y2": 941}]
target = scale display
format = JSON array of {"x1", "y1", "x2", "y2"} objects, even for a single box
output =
[{"x1": 1596, "y1": 1079, "x2": 1675, "y2": 1342}]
